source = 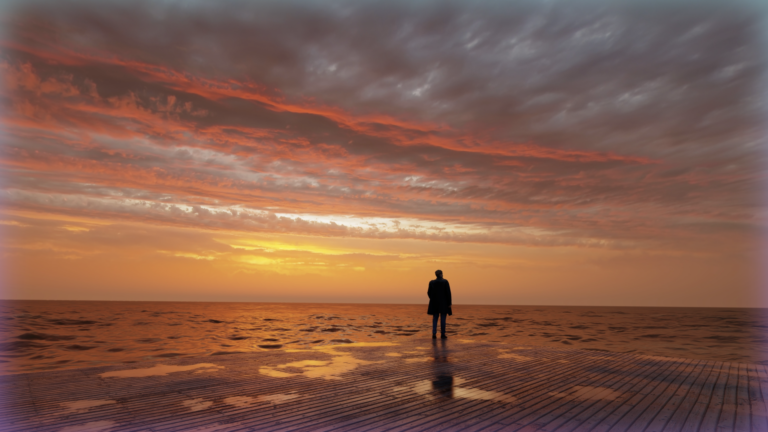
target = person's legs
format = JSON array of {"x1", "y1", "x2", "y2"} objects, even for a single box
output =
[
  {"x1": 440, "y1": 313, "x2": 447, "y2": 336},
  {"x1": 432, "y1": 314, "x2": 438, "y2": 335}
]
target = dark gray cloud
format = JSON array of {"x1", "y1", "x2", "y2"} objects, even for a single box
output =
[{"x1": 0, "y1": 0, "x2": 765, "y2": 251}]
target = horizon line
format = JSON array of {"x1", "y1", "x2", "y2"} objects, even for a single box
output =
[{"x1": 1, "y1": 298, "x2": 765, "y2": 310}]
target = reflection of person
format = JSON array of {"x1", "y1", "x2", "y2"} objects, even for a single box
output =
[
  {"x1": 431, "y1": 339, "x2": 453, "y2": 397},
  {"x1": 427, "y1": 269, "x2": 452, "y2": 339}
]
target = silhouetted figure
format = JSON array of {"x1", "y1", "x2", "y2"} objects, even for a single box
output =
[{"x1": 427, "y1": 269, "x2": 452, "y2": 339}]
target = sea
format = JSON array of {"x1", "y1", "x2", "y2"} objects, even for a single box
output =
[{"x1": 1, "y1": 301, "x2": 766, "y2": 376}]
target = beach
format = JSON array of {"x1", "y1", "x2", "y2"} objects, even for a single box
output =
[
  {"x1": 2, "y1": 337, "x2": 767, "y2": 431},
  {"x1": 2, "y1": 301, "x2": 766, "y2": 376}
]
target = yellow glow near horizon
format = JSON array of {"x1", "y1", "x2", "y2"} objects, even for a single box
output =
[
  {"x1": 218, "y1": 237, "x2": 422, "y2": 258},
  {"x1": 221, "y1": 238, "x2": 359, "y2": 256},
  {"x1": 2, "y1": 207, "x2": 758, "y2": 307}
]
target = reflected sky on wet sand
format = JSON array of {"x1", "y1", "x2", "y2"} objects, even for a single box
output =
[
  {"x1": 100, "y1": 363, "x2": 224, "y2": 378},
  {"x1": 6, "y1": 336, "x2": 763, "y2": 432},
  {"x1": 260, "y1": 342, "x2": 396, "y2": 380},
  {"x1": 1, "y1": 301, "x2": 766, "y2": 375}
]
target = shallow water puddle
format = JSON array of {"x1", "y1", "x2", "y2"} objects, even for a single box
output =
[
  {"x1": 405, "y1": 357, "x2": 432, "y2": 363},
  {"x1": 193, "y1": 366, "x2": 224, "y2": 373},
  {"x1": 549, "y1": 385, "x2": 622, "y2": 401},
  {"x1": 58, "y1": 420, "x2": 116, "y2": 432},
  {"x1": 100, "y1": 363, "x2": 224, "y2": 378},
  {"x1": 259, "y1": 393, "x2": 300, "y2": 404},
  {"x1": 497, "y1": 349, "x2": 532, "y2": 361},
  {"x1": 260, "y1": 342, "x2": 396, "y2": 380},
  {"x1": 183, "y1": 398, "x2": 213, "y2": 412},
  {"x1": 223, "y1": 396, "x2": 255, "y2": 408},
  {"x1": 223, "y1": 392, "x2": 299, "y2": 408},
  {"x1": 60, "y1": 399, "x2": 115, "y2": 414},
  {"x1": 260, "y1": 360, "x2": 331, "y2": 378},
  {"x1": 395, "y1": 376, "x2": 516, "y2": 403}
]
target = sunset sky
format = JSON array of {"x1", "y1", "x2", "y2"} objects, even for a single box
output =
[{"x1": 1, "y1": 0, "x2": 766, "y2": 307}]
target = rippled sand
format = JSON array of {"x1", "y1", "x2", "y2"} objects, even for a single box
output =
[{"x1": 1, "y1": 301, "x2": 766, "y2": 375}]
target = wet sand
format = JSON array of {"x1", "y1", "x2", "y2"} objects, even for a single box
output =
[
  {"x1": 1, "y1": 338, "x2": 766, "y2": 431},
  {"x1": 1, "y1": 301, "x2": 767, "y2": 375}
]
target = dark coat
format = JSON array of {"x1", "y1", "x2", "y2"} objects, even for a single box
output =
[{"x1": 427, "y1": 278, "x2": 452, "y2": 315}]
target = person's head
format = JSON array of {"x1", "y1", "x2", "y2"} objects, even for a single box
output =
[{"x1": 435, "y1": 269, "x2": 443, "y2": 279}]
